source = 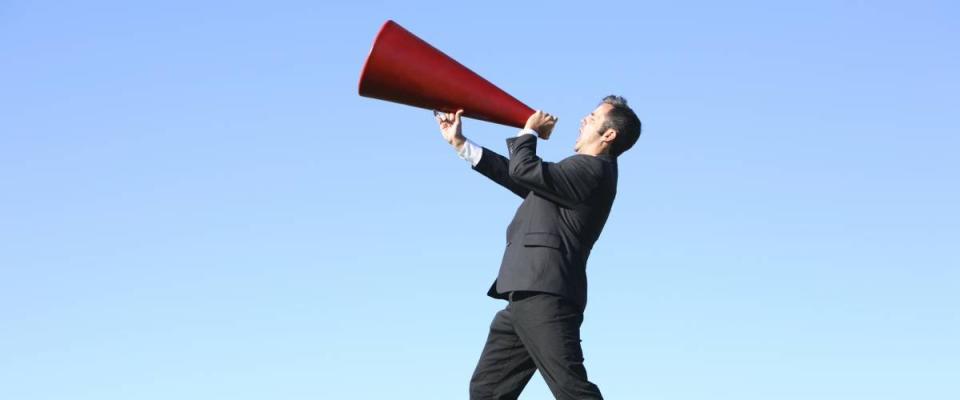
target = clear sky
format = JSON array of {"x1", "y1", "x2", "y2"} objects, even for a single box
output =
[{"x1": 1, "y1": 1, "x2": 957, "y2": 399}]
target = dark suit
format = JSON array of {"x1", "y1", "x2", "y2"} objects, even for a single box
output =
[
  {"x1": 468, "y1": 133, "x2": 616, "y2": 400},
  {"x1": 474, "y1": 134, "x2": 618, "y2": 310}
]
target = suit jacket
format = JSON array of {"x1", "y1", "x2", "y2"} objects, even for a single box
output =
[{"x1": 472, "y1": 134, "x2": 618, "y2": 309}]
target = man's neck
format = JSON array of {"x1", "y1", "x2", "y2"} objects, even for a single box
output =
[{"x1": 578, "y1": 147, "x2": 610, "y2": 157}]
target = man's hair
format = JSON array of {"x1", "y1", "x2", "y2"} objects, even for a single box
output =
[{"x1": 598, "y1": 95, "x2": 641, "y2": 157}]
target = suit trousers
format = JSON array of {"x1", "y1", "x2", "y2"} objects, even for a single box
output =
[{"x1": 469, "y1": 291, "x2": 603, "y2": 400}]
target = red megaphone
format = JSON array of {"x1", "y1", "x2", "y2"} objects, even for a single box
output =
[{"x1": 358, "y1": 20, "x2": 535, "y2": 128}]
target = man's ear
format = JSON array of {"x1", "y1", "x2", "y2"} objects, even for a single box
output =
[{"x1": 602, "y1": 129, "x2": 618, "y2": 144}]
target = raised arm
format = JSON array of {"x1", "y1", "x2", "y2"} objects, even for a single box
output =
[
  {"x1": 469, "y1": 144, "x2": 530, "y2": 199},
  {"x1": 506, "y1": 135, "x2": 603, "y2": 208},
  {"x1": 504, "y1": 111, "x2": 603, "y2": 208},
  {"x1": 436, "y1": 110, "x2": 530, "y2": 199}
]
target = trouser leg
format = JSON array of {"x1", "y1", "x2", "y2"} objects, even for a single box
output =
[
  {"x1": 469, "y1": 308, "x2": 538, "y2": 400},
  {"x1": 511, "y1": 293, "x2": 603, "y2": 400}
]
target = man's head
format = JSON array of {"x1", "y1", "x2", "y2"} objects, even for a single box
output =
[{"x1": 574, "y1": 95, "x2": 641, "y2": 157}]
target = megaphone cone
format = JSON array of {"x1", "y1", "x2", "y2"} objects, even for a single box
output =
[{"x1": 358, "y1": 20, "x2": 535, "y2": 128}]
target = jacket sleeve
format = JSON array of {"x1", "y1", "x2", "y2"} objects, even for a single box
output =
[
  {"x1": 471, "y1": 145, "x2": 531, "y2": 199},
  {"x1": 505, "y1": 134, "x2": 603, "y2": 208}
]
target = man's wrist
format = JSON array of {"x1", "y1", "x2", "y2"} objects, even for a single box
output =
[
  {"x1": 452, "y1": 136, "x2": 466, "y2": 152},
  {"x1": 518, "y1": 128, "x2": 538, "y2": 137}
]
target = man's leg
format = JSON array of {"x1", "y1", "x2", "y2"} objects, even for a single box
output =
[
  {"x1": 469, "y1": 307, "x2": 538, "y2": 400},
  {"x1": 511, "y1": 293, "x2": 603, "y2": 400}
]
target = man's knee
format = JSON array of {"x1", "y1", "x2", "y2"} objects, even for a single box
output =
[
  {"x1": 547, "y1": 375, "x2": 603, "y2": 400},
  {"x1": 471, "y1": 374, "x2": 521, "y2": 400},
  {"x1": 469, "y1": 372, "x2": 492, "y2": 399}
]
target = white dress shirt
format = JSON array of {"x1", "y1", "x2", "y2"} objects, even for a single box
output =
[{"x1": 457, "y1": 128, "x2": 538, "y2": 167}]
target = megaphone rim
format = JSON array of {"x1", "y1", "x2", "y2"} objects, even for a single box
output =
[{"x1": 358, "y1": 19, "x2": 400, "y2": 96}]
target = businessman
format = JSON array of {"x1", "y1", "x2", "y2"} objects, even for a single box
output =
[{"x1": 435, "y1": 95, "x2": 641, "y2": 399}]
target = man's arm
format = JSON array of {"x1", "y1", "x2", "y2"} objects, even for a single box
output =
[
  {"x1": 462, "y1": 141, "x2": 530, "y2": 198},
  {"x1": 506, "y1": 134, "x2": 603, "y2": 208},
  {"x1": 437, "y1": 110, "x2": 530, "y2": 199},
  {"x1": 504, "y1": 112, "x2": 603, "y2": 208}
]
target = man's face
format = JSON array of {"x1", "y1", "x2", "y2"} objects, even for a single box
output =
[{"x1": 574, "y1": 103, "x2": 613, "y2": 152}]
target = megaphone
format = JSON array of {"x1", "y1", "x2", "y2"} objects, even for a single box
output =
[{"x1": 358, "y1": 20, "x2": 535, "y2": 128}]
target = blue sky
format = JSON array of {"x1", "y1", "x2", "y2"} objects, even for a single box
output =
[{"x1": 1, "y1": 1, "x2": 957, "y2": 399}]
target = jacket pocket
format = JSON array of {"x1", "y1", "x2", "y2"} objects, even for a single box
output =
[{"x1": 522, "y1": 232, "x2": 563, "y2": 250}]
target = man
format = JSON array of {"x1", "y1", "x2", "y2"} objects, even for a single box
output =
[{"x1": 435, "y1": 95, "x2": 641, "y2": 400}]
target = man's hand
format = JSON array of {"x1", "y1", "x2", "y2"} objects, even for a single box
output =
[
  {"x1": 435, "y1": 109, "x2": 466, "y2": 151},
  {"x1": 524, "y1": 110, "x2": 558, "y2": 140}
]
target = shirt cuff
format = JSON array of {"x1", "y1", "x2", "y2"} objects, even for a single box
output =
[
  {"x1": 457, "y1": 139, "x2": 483, "y2": 167},
  {"x1": 517, "y1": 128, "x2": 538, "y2": 137}
]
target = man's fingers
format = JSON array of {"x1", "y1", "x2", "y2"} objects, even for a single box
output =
[{"x1": 434, "y1": 110, "x2": 448, "y2": 125}]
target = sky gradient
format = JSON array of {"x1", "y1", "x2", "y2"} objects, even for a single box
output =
[{"x1": 1, "y1": 1, "x2": 958, "y2": 399}]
